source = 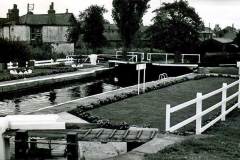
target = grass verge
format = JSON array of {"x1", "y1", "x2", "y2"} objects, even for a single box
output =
[
  {"x1": 88, "y1": 77, "x2": 237, "y2": 131},
  {"x1": 144, "y1": 109, "x2": 240, "y2": 160},
  {"x1": 0, "y1": 65, "x2": 81, "y2": 82}
]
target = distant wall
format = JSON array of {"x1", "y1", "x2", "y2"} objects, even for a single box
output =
[
  {"x1": 3, "y1": 25, "x2": 30, "y2": 41},
  {"x1": 42, "y1": 26, "x2": 69, "y2": 43},
  {"x1": 51, "y1": 43, "x2": 74, "y2": 55}
]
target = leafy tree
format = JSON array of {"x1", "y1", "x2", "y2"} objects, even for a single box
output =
[
  {"x1": 0, "y1": 38, "x2": 31, "y2": 67},
  {"x1": 233, "y1": 31, "x2": 240, "y2": 51},
  {"x1": 67, "y1": 21, "x2": 82, "y2": 46},
  {"x1": 146, "y1": 0, "x2": 204, "y2": 55},
  {"x1": 81, "y1": 5, "x2": 107, "y2": 53},
  {"x1": 112, "y1": 0, "x2": 150, "y2": 57}
]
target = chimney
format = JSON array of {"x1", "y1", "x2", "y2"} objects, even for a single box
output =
[
  {"x1": 232, "y1": 24, "x2": 235, "y2": 31},
  {"x1": 48, "y1": 2, "x2": 56, "y2": 24},
  {"x1": 7, "y1": 4, "x2": 19, "y2": 23},
  {"x1": 48, "y1": 2, "x2": 55, "y2": 14}
]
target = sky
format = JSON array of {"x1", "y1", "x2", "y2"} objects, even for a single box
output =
[{"x1": 0, "y1": 0, "x2": 240, "y2": 29}]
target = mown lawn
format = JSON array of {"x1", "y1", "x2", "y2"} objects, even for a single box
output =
[
  {"x1": 208, "y1": 67, "x2": 238, "y2": 75},
  {"x1": 88, "y1": 77, "x2": 238, "y2": 131},
  {"x1": 144, "y1": 110, "x2": 240, "y2": 160}
]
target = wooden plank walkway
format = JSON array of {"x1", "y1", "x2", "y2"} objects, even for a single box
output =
[{"x1": 4, "y1": 128, "x2": 158, "y2": 143}]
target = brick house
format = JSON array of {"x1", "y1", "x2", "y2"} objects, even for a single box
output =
[{"x1": 0, "y1": 3, "x2": 76, "y2": 55}]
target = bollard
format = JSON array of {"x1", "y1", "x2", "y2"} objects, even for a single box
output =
[
  {"x1": 15, "y1": 130, "x2": 28, "y2": 159},
  {"x1": 66, "y1": 132, "x2": 79, "y2": 160}
]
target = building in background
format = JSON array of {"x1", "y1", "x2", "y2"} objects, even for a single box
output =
[
  {"x1": 0, "y1": 3, "x2": 76, "y2": 55},
  {"x1": 199, "y1": 27, "x2": 214, "y2": 41}
]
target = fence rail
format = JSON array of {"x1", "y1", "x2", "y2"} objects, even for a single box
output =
[
  {"x1": 181, "y1": 54, "x2": 201, "y2": 64},
  {"x1": 166, "y1": 77, "x2": 240, "y2": 135},
  {"x1": 147, "y1": 53, "x2": 175, "y2": 63}
]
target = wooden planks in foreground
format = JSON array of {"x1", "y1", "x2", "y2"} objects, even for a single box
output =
[{"x1": 4, "y1": 128, "x2": 158, "y2": 143}]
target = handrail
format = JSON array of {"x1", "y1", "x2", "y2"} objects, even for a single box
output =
[
  {"x1": 147, "y1": 53, "x2": 175, "y2": 63},
  {"x1": 158, "y1": 73, "x2": 168, "y2": 80}
]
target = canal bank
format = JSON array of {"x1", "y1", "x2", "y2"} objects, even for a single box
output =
[
  {"x1": 30, "y1": 73, "x2": 197, "y2": 115},
  {"x1": 0, "y1": 66, "x2": 112, "y2": 95}
]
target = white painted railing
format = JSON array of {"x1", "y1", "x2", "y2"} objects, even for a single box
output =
[
  {"x1": 159, "y1": 73, "x2": 168, "y2": 80},
  {"x1": 166, "y1": 77, "x2": 240, "y2": 135},
  {"x1": 33, "y1": 57, "x2": 74, "y2": 67},
  {"x1": 128, "y1": 55, "x2": 138, "y2": 62},
  {"x1": 147, "y1": 53, "x2": 175, "y2": 63},
  {"x1": 115, "y1": 51, "x2": 145, "y2": 62},
  {"x1": 181, "y1": 54, "x2": 201, "y2": 64},
  {"x1": 128, "y1": 52, "x2": 145, "y2": 62},
  {"x1": 34, "y1": 59, "x2": 56, "y2": 67}
]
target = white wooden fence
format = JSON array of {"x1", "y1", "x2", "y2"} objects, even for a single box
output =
[
  {"x1": 33, "y1": 58, "x2": 74, "y2": 67},
  {"x1": 166, "y1": 80, "x2": 240, "y2": 134},
  {"x1": 166, "y1": 62, "x2": 240, "y2": 134},
  {"x1": 115, "y1": 51, "x2": 144, "y2": 62}
]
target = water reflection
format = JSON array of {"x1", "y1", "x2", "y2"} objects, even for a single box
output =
[
  {"x1": 48, "y1": 90, "x2": 57, "y2": 105},
  {"x1": 0, "y1": 80, "x2": 119, "y2": 115},
  {"x1": 14, "y1": 99, "x2": 21, "y2": 114}
]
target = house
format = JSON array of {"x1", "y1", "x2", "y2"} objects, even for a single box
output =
[
  {"x1": 200, "y1": 37, "x2": 238, "y2": 54},
  {"x1": 215, "y1": 25, "x2": 237, "y2": 40},
  {"x1": 103, "y1": 24, "x2": 121, "y2": 48},
  {"x1": 0, "y1": 3, "x2": 76, "y2": 55},
  {"x1": 199, "y1": 27, "x2": 214, "y2": 41},
  {"x1": 103, "y1": 23, "x2": 150, "y2": 48}
]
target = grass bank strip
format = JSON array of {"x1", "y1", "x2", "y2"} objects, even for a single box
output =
[
  {"x1": 144, "y1": 109, "x2": 240, "y2": 160},
  {"x1": 29, "y1": 73, "x2": 195, "y2": 114},
  {"x1": 0, "y1": 67, "x2": 107, "y2": 94},
  {"x1": 0, "y1": 66, "x2": 105, "y2": 87}
]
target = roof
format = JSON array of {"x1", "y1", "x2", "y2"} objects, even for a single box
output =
[
  {"x1": 18, "y1": 13, "x2": 75, "y2": 26},
  {"x1": 213, "y1": 38, "x2": 233, "y2": 44},
  {"x1": 199, "y1": 27, "x2": 213, "y2": 34}
]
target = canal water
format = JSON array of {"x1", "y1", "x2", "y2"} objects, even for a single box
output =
[
  {"x1": 0, "y1": 80, "x2": 119, "y2": 115},
  {"x1": 0, "y1": 64, "x2": 193, "y2": 116}
]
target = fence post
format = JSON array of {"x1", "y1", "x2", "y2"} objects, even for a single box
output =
[
  {"x1": 15, "y1": 130, "x2": 28, "y2": 159},
  {"x1": 66, "y1": 132, "x2": 79, "y2": 160},
  {"x1": 166, "y1": 104, "x2": 171, "y2": 132},
  {"x1": 181, "y1": 55, "x2": 184, "y2": 63},
  {"x1": 165, "y1": 54, "x2": 168, "y2": 64},
  {"x1": 237, "y1": 62, "x2": 240, "y2": 108},
  {"x1": 221, "y1": 83, "x2": 227, "y2": 121},
  {"x1": 196, "y1": 93, "x2": 203, "y2": 135}
]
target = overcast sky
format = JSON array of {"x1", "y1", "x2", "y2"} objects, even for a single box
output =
[{"x1": 0, "y1": 0, "x2": 240, "y2": 29}]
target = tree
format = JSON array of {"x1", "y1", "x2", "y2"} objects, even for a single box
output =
[
  {"x1": 146, "y1": 0, "x2": 204, "y2": 55},
  {"x1": 233, "y1": 31, "x2": 240, "y2": 51},
  {"x1": 67, "y1": 21, "x2": 81, "y2": 46},
  {"x1": 112, "y1": 0, "x2": 150, "y2": 57},
  {"x1": 0, "y1": 38, "x2": 31, "y2": 67},
  {"x1": 82, "y1": 5, "x2": 107, "y2": 53}
]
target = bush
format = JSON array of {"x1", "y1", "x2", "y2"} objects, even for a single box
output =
[{"x1": 0, "y1": 38, "x2": 31, "y2": 67}]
